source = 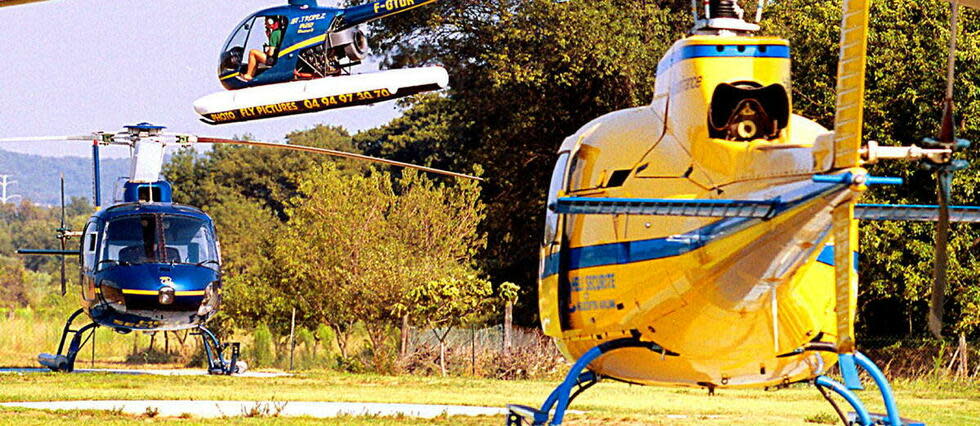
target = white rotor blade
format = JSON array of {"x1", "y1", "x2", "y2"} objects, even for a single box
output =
[
  {"x1": 195, "y1": 137, "x2": 484, "y2": 182},
  {"x1": 0, "y1": 135, "x2": 94, "y2": 143}
]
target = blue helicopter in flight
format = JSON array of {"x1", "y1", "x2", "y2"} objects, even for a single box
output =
[
  {"x1": 3, "y1": 123, "x2": 481, "y2": 375},
  {"x1": 194, "y1": 0, "x2": 447, "y2": 124}
]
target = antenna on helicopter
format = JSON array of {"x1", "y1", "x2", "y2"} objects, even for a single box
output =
[{"x1": 692, "y1": 0, "x2": 760, "y2": 34}]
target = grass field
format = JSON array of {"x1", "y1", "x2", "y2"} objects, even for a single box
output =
[{"x1": 1, "y1": 371, "x2": 980, "y2": 424}]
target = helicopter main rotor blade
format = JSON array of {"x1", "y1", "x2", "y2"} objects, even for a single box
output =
[
  {"x1": 0, "y1": 0, "x2": 51, "y2": 8},
  {"x1": 195, "y1": 137, "x2": 484, "y2": 182},
  {"x1": 0, "y1": 135, "x2": 96, "y2": 143},
  {"x1": 948, "y1": 0, "x2": 980, "y2": 9}
]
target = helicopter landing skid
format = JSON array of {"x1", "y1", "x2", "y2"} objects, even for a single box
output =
[
  {"x1": 193, "y1": 325, "x2": 245, "y2": 375},
  {"x1": 37, "y1": 308, "x2": 98, "y2": 373},
  {"x1": 812, "y1": 352, "x2": 923, "y2": 426},
  {"x1": 506, "y1": 338, "x2": 668, "y2": 425}
]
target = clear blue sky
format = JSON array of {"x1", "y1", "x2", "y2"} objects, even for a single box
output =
[{"x1": 0, "y1": 0, "x2": 401, "y2": 158}]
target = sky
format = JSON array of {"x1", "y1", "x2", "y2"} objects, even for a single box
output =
[{"x1": 0, "y1": 0, "x2": 401, "y2": 158}]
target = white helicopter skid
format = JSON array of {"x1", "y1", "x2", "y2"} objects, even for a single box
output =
[{"x1": 193, "y1": 66, "x2": 449, "y2": 125}]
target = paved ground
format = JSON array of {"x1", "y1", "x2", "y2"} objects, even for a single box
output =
[
  {"x1": 0, "y1": 400, "x2": 510, "y2": 419},
  {"x1": 0, "y1": 367, "x2": 288, "y2": 377}
]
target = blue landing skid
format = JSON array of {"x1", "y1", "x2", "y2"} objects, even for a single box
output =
[
  {"x1": 506, "y1": 338, "x2": 667, "y2": 425},
  {"x1": 814, "y1": 352, "x2": 924, "y2": 426}
]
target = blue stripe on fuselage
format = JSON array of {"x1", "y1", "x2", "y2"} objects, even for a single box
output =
[{"x1": 656, "y1": 44, "x2": 790, "y2": 75}]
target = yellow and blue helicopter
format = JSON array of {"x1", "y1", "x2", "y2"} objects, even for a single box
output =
[
  {"x1": 193, "y1": 0, "x2": 447, "y2": 125},
  {"x1": 508, "y1": 1, "x2": 980, "y2": 425},
  {"x1": 2, "y1": 123, "x2": 480, "y2": 375}
]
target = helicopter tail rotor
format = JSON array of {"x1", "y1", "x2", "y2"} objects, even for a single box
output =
[{"x1": 922, "y1": 2, "x2": 972, "y2": 339}]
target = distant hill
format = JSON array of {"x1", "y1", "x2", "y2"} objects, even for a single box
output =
[{"x1": 0, "y1": 149, "x2": 132, "y2": 206}]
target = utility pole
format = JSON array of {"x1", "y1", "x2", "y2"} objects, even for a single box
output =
[{"x1": 0, "y1": 175, "x2": 22, "y2": 204}]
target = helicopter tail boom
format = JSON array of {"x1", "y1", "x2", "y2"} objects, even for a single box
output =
[
  {"x1": 194, "y1": 66, "x2": 448, "y2": 125},
  {"x1": 340, "y1": 0, "x2": 438, "y2": 29}
]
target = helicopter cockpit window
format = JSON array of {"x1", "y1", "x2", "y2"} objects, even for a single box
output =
[
  {"x1": 543, "y1": 153, "x2": 570, "y2": 245},
  {"x1": 220, "y1": 15, "x2": 288, "y2": 75},
  {"x1": 220, "y1": 18, "x2": 253, "y2": 73},
  {"x1": 100, "y1": 214, "x2": 218, "y2": 267},
  {"x1": 163, "y1": 216, "x2": 219, "y2": 268}
]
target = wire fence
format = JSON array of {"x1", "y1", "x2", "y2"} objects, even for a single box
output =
[{"x1": 858, "y1": 335, "x2": 980, "y2": 379}]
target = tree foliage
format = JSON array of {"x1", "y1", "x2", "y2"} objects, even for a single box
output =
[{"x1": 272, "y1": 164, "x2": 487, "y2": 367}]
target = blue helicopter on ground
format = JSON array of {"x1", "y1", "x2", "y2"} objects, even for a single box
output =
[
  {"x1": 3, "y1": 123, "x2": 481, "y2": 375},
  {"x1": 193, "y1": 0, "x2": 447, "y2": 125}
]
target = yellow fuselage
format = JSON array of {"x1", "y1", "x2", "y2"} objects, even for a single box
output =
[{"x1": 539, "y1": 35, "x2": 850, "y2": 388}]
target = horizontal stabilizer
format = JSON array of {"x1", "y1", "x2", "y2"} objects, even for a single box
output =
[
  {"x1": 194, "y1": 67, "x2": 448, "y2": 124},
  {"x1": 553, "y1": 197, "x2": 780, "y2": 218},
  {"x1": 855, "y1": 204, "x2": 980, "y2": 222}
]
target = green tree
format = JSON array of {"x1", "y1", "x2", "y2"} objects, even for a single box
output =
[
  {"x1": 401, "y1": 273, "x2": 495, "y2": 375},
  {"x1": 162, "y1": 125, "x2": 366, "y2": 335},
  {"x1": 273, "y1": 164, "x2": 486, "y2": 370}
]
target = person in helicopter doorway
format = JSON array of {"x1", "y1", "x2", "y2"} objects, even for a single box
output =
[{"x1": 240, "y1": 16, "x2": 283, "y2": 81}]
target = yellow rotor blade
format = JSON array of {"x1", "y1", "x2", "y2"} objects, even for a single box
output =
[
  {"x1": 195, "y1": 137, "x2": 484, "y2": 182},
  {"x1": 948, "y1": 0, "x2": 980, "y2": 9},
  {"x1": 832, "y1": 0, "x2": 871, "y2": 168},
  {"x1": 832, "y1": 201, "x2": 859, "y2": 354},
  {"x1": 0, "y1": 0, "x2": 48, "y2": 7}
]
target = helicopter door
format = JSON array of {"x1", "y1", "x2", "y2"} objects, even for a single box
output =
[
  {"x1": 81, "y1": 221, "x2": 99, "y2": 302},
  {"x1": 542, "y1": 152, "x2": 571, "y2": 333},
  {"x1": 219, "y1": 17, "x2": 254, "y2": 74},
  {"x1": 220, "y1": 15, "x2": 287, "y2": 77}
]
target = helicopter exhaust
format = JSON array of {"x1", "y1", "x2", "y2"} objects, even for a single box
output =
[{"x1": 194, "y1": 66, "x2": 448, "y2": 125}]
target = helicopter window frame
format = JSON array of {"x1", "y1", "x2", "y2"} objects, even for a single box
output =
[
  {"x1": 543, "y1": 152, "x2": 570, "y2": 245},
  {"x1": 220, "y1": 16, "x2": 259, "y2": 74},
  {"x1": 225, "y1": 15, "x2": 289, "y2": 74},
  {"x1": 98, "y1": 213, "x2": 219, "y2": 267},
  {"x1": 83, "y1": 221, "x2": 99, "y2": 269},
  {"x1": 162, "y1": 215, "x2": 220, "y2": 268}
]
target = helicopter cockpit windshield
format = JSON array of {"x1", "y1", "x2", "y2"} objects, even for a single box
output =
[
  {"x1": 100, "y1": 214, "x2": 219, "y2": 268},
  {"x1": 219, "y1": 14, "x2": 288, "y2": 78}
]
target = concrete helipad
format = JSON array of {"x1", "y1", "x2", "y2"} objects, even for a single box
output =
[
  {"x1": 0, "y1": 367, "x2": 288, "y2": 377},
  {"x1": 0, "y1": 400, "x2": 510, "y2": 419}
]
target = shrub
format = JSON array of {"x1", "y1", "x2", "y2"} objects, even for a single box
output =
[{"x1": 252, "y1": 323, "x2": 274, "y2": 368}]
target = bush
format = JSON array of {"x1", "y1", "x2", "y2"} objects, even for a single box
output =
[
  {"x1": 397, "y1": 326, "x2": 565, "y2": 380},
  {"x1": 252, "y1": 323, "x2": 274, "y2": 368}
]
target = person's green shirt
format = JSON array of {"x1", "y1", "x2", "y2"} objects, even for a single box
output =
[{"x1": 267, "y1": 29, "x2": 282, "y2": 52}]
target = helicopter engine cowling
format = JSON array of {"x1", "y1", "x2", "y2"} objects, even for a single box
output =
[{"x1": 329, "y1": 27, "x2": 370, "y2": 61}]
